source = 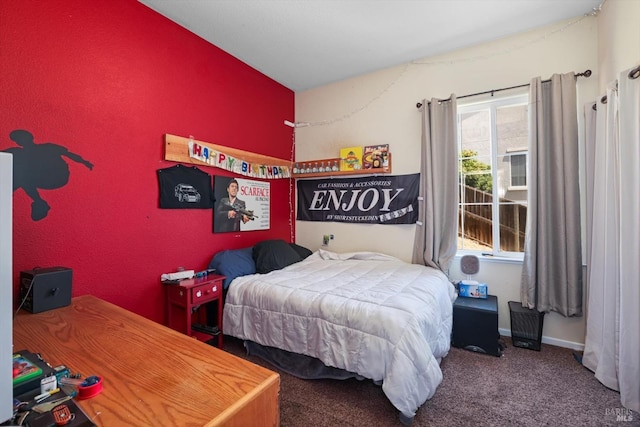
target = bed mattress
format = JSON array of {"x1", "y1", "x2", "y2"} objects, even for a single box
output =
[{"x1": 223, "y1": 249, "x2": 456, "y2": 419}]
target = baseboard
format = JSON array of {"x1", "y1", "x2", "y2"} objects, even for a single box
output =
[{"x1": 499, "y1": 328, "x2": 584, "y2": 352}]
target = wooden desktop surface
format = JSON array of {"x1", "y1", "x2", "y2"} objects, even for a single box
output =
[{"x1": 13, "y1": 295, "x2": 280, "y2": 426}]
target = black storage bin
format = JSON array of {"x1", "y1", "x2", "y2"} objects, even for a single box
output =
[{"x1": 508, "y1": 301, "x2": 544, "y2": 351}]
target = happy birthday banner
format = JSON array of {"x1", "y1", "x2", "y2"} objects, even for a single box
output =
[{"x1": 164, "y1": 133, "x2": 292, "y2": 180}]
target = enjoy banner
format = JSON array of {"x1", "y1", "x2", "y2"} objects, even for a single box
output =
[{"x1": 297, "y1": 174, "x2": 419, "y2": 224}]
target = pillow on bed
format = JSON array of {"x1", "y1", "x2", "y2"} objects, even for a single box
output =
[
  {"x1": 208, "y1": 246, "x2": 256, "y2": 289},
  {"x1": 289, "y1": 243, "x2": 313, "y2": 260},
  {"x1": 253, "y1": 239, "x2": 303, "y2": 274}
]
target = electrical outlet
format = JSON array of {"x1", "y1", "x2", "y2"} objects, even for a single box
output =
[{"x1": 322, "y1": 234, "x2": 335, "y2": 246}]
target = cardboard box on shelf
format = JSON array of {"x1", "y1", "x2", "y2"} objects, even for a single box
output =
[
  {"x1": 363, "y1": 144, "x2": 389, "y2": 169},
  {"x1": 339, "y1": 146, "x2": 363, "y2": 171}
]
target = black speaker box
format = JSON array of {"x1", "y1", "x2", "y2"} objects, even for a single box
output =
[
  {"x1": 19, "y1": 267, "x2": 72, "y2": 313},
  {"x1": 452, "y1": 295, "x2": 502, "y2": 357}
]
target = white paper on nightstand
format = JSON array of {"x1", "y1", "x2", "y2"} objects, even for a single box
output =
[{"x1": 161, "y1": 270, "x2": 195, "y2": 281}]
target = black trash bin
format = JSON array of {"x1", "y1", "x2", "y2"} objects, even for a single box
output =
[{"x1": 508, "y1": 301, "x2": 544, "y2": 351}]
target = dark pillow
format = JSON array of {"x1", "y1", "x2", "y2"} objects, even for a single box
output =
[
  {"x1": 208, "y1": 247, "x2": 256, "y2": 289},
  {"x1": 289, "y1": 243, "x2": 313, "y2": 260},
  {"x1": 253, "y1": 239, "x2": 303, "y2": 274}
]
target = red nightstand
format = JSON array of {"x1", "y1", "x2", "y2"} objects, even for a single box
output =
[{"x1": 165, "y1": 274, "x2": 225, "y2": 348}]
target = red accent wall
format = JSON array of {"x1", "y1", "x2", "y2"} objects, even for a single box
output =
[{"x1": 0, "y1": 1, "x2": 295, "y2": 323}]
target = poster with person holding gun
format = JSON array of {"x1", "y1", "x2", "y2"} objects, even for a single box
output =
[{"x1": 213, "y1": 177, "x2": 270, "y2": 233}]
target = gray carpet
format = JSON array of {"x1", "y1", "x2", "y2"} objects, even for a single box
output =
[{"x1": 222, "y1": 336, "x2": 639, "y2": 426}]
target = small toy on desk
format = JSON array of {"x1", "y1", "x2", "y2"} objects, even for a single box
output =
[
  {"x1": 40, "y1": 374, "x2": 57, "y2": 393},
  {"x1": 52, "y1": 403, "x2": 73, "y2": 426},
  {"x1": 13, "y1": 368, "x2": 97, "y2": 427},
  {"x1": 59, "y1": 374, "x2": 103, "y2": 399},
  {"x1": 78, "y1": 375, "x2": 103, "y2": 400},
  {"x1": 12, "y1": 353, "x2": 43, "y2": 385}
]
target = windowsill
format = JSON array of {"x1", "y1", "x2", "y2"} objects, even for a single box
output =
[
  {"x1": 455, "y1": 251, "x2": 587, "y2": 268},
  {"x1": 455, "y1": 251, "x2": 523, "y2": 265}
]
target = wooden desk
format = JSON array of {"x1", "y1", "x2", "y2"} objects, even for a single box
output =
[{"x1": 13, "y1": 295, "x2": 280, "y2": 426}]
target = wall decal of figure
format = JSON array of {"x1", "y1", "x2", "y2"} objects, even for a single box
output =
[{"x1": 3, "y1": 129, "x2": 93, "y2": 221}]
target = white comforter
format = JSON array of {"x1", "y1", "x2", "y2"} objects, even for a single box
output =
[{"x1": 223, "y1": 249, "x2": 456, "y2": 419}]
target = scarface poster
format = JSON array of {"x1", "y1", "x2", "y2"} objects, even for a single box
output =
[{"x1": 213, "y1": 176, "x2": 270, "y2": 233}]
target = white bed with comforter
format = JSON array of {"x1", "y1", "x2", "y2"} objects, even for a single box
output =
[{"x1": 223, "y1": 248, "x2": 456, "y2": 423}]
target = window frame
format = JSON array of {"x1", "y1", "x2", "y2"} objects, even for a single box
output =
[{"x1": 457, "y1": 93, "x2": 528, "y2": 259}]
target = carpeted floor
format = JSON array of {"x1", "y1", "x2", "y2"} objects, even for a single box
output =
[{"x1": 222, "y1": 336, "x2": 639, "y2": 427}]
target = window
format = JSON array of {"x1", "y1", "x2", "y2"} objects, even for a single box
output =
[
  {"x1": 457, "y1": 95, "x2": 528, "y2": 256},
  {"x1": 509, "y1": 152, "x2": 527, "y2": 188}
]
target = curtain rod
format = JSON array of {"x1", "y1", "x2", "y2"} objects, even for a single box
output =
[
  {"x1": 415, "y1": 69, "x2": 592, "y2": 109},
  {"x1": 591, "y1": 65, "x2": 640, "y2": 110}
]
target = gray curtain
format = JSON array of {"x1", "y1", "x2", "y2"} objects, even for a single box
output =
[
  {"x1": 520, "y1": 73, "x2": 583, "y2": 316},
  {"x1": 412, "y1": 96, "x2": 458, "y2": 273}
]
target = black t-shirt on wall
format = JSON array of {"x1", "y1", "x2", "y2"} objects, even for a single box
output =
[{"x1": 157, "y1": 164, "x2": 214, "y2": 209}]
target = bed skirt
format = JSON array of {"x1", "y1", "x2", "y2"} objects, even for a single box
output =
[
  {"x1": 244, "y1": 340, "x2": 366, "y2": 381},
  {"x1": 243, "y1": 340, "x2": 415, "y2": 425}
]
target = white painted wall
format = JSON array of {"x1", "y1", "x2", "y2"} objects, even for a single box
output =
[
  {"x1": 295, "y1": 15, "x2": 599, "y2": 257},
  {"x1": 597, "y1": 0, "x2": 640, "y2": 90},
  {"x1": 294, "y1": 0, "x2": 640, "y2": 348}
]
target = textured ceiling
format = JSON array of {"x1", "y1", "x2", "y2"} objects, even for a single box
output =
[{"x1": 138, "y1": 0, "x2": 602, "y2": 92}]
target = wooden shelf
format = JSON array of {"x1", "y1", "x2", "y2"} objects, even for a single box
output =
[
  {"x1": 292, "y1": 154, "x2": 392, "y2": 179},
  {"x1": 164, "y1": 134, "x2": 392, "y2": 180},
  {"x1": 164, "y1": 133, "x2": 291, "y2": 169}
]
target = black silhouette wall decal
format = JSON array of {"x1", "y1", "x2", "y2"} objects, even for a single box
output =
[{"x1": 3, "y1": 129, "x2": 93, "y2": 221}]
